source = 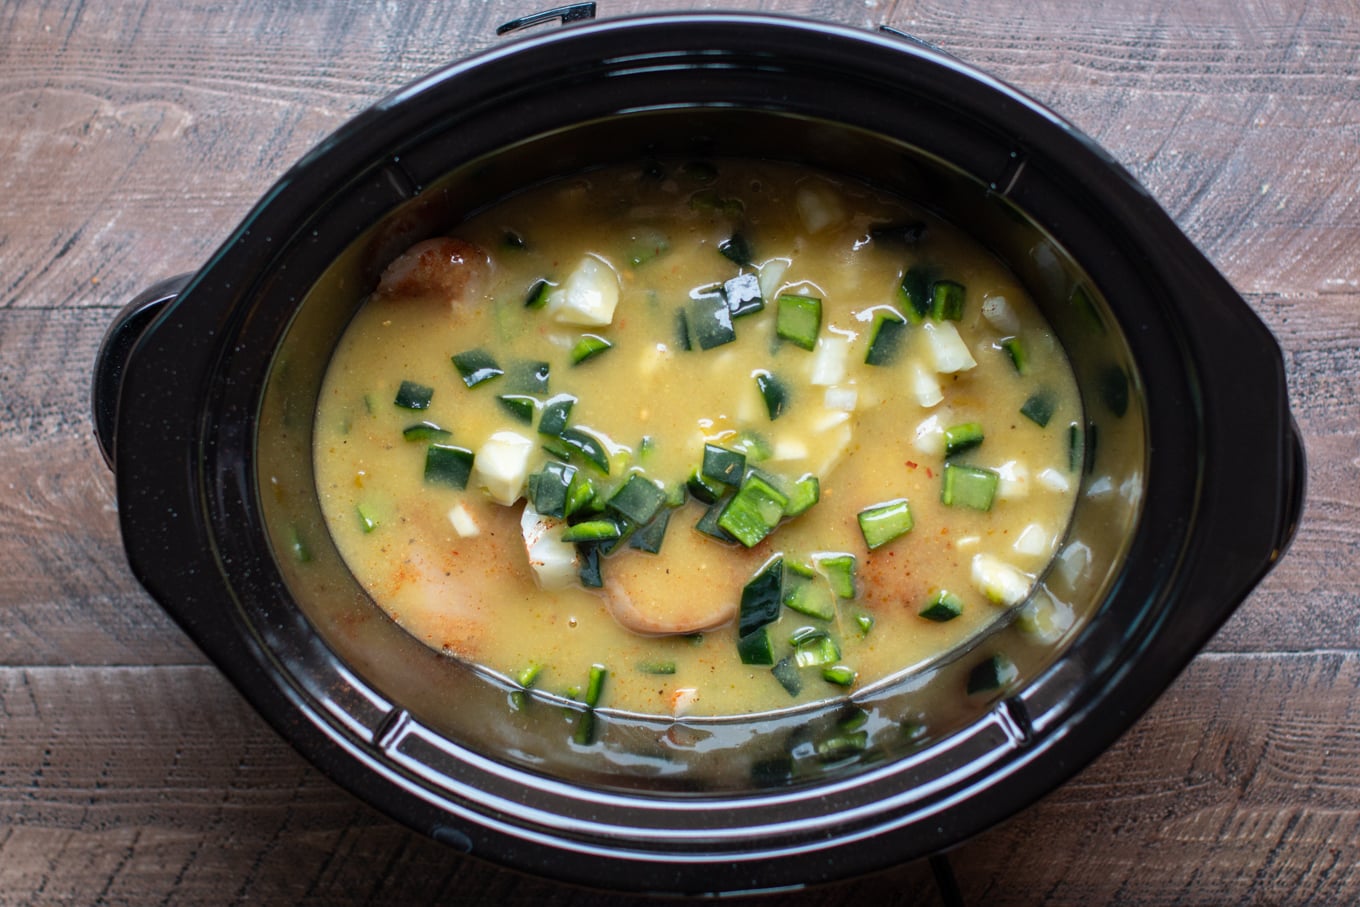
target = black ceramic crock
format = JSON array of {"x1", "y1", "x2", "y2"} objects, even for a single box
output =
[{"x1": 93, "y1": 11, "x2": 1304, "y2": 896}]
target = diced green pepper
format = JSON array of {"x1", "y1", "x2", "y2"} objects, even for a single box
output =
[
  {"x1": 941, "y1": 462, "x2": 999, "y2": 511},
  {"x1": 930, "y1": 279, "x2": 966, "y2": 321},
  {"x1": 570, "y1": 334, "x2": 613, "y2": 365},
  {"x1": 402, "y1": 421, "x2": 451, "y2": 442},
  {"x1": 754, "y1": 371, "x2": 789, "y2": 420},
  {"x1": 723, "y1": 273, "x2": 764, "y2": 318},
  {"x1": 718, "y1": 472, "x2": 790, "y2": 548},
  {"x1": 864, "y1": 308, "x2": 908, "y2": 366},
  {"x1": 394, "y1": 380, "x2": 434, "y2": 410},
  {"x1": 775, "y1": 293, "x2": 822, "y2": 351},
  {"x1": 857, "y1": 498, "x2": 914, "y2": 550},
  {"x1": 943, "y1": 422, "x2": 985, "y2": 457},
  {"x1": 737, "y1": 627, "x2": 775, "y2": 665},
  {"x1": 919, "y1": 589, "x2": 964, "y2": 622},
  {"x1": 1020, "y1": 390, "x2": 1056, "y2": 427},
  {"x1": 701, "y1": 444, "x2": 745, "y2": 486},
  {"x1": 424, "y1": 444, "x2": 474, "y2": 488},
  {"x1": 738, "y1": 558, "x2": 784, "y2": 637},
  {"x1": 497, "y1": 394, "x2": 537, "y2": 424},
  {"x1": 451, "y1": 349, "x2": 503, "y2": 388},
  {"x1": 607, "y1": 474, "x2": 668, "y2": 526}
]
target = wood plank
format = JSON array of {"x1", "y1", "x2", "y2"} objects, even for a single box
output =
[
  {"x1": 2, "y1": 654, "x2": 1358, "y2": 903},
  {"x1": 2, "y1": 0, "x2": 1357, "y2": 307}
]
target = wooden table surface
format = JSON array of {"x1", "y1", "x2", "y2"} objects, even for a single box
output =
[{"x1": 3, "y1": 0, "x2": 1357, "y2": 903}]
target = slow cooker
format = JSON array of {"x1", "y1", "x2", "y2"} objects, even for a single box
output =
[{"x1": 92, "y1": 10, "x2": 1303, "y2": 895}]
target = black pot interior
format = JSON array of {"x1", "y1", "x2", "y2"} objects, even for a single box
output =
[{"x1": 250, "y1": 107, "x2": 1147, "y2": 794}]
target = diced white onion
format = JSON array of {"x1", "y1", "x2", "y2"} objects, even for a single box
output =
[
  {"x1": 669, "y1": 687, "x2": 700, "y2": 717},
  {"x1": 1016, "y1": 590, "x2": 1075, "y2": 643},
  {"x1": 812, "y1": 409, "x2": 850, "y2": 431},
  {"x1": 758, "y1": 258, "x2": 791, "y2": 300},
  {"x1": 995, "y1": 460, "x2": 1030, "y2": 500},
  {"x1": 520, "y1": 504, "x2": 580, "y2": 591},
  {"x1": 796, "y1": 185, "x2": 844, "y2": 233},
  {"x1": 811, "y1": 422, "x2": 853, "y2": 476},
  {"x1": 824, "y1": 386, "x2": 858, "y2": 412},
  {"x1": 922, "y1": 321, "x2": 978, "y2": 373},
  {"x1": 909, "y1": 360, "x2": 943, "y2": 407},
  {"x1": 471, "y1": 430, "x2": 534, "y2": 505},
  {"x1": 809, "y1": 335, "x2": 850, "y2": 386},
  {"x1": 1037, "y1": 467, "x2": 1072, "y2": 493},
  {"x1": 1013, "y1": 523, "x2": 1052, "y2": 557},
  {"x1": 912, "y1": 414, "x2": 945, "y2": 456},
  {"x1": 981, "y1": 295, "x2": 1021, "y2": 335},
  {"x1": 546, "y1": 254, "x2": 619, "y2": 326},
  {"x1": 1056, "y1": 541, "x2": 1092, "y2": 587},
  {"x1": 447, "y1": 502, "x2": 480, "y2": 538},
  {"x1": 1086, "y1": 475, "x2": 1115, "y2": 498},
  {"x1": 971, "y1": 553, "x2": 1032, "y2": 606},
  {"x1": 770, "y1": 437, "x2": 809, "y2": 462}
]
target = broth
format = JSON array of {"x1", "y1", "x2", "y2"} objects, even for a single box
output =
[{"x1": 313, "y1": 159, "x2": 1081, "y2": 717}]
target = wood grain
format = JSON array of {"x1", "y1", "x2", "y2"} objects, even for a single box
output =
[{"x1": 3, "y1": 0, "x2": 1359, "y2": 903}]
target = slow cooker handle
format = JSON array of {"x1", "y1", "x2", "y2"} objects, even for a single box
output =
[{"x1": 92, "y1": 274, "x2": 192, "y2": 470}]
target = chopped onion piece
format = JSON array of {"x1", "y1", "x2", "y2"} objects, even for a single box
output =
[
  {"x1": 796, "y1": 184, "x2": 844, "y2": 233},
  {"x1": 472, "y1": 430, "x2": 534, "y2": 505},
  {"x1": 758, "y1": 258, "x2": 791, "y2": 300},
  {"x1": 546, "y1": 254, "x2": 619, "y2": 326},
  {"x1": 909, "y1": 360, "x2": 943, "y2": 407},
  {"x1": 809, "y1": 336, "x2": 850, "y2": 386},
  {"x1": 995, "y1": 460, "x2": 1030, "y2": 500},
  {"x1": 971, "y1": 553, "x2": 1032, "y2": 606},
  {"x1": 1037, "y1": 467, "x2": 1071, "y2": 493},
  {"x1": 824, "y1": 386, "x2": 858, "y2": 412},
  {"x1": 912, "y1": 414, "x2": 945, "y2": 456},
  {"x1": 981, "y1": 295, "x2": 1021, "y2": 334},
  {"x1": 922, "y1": 321, "x2": 977, "y2": 373},
  {"x1": 1016, "y1": 591, "x2": 1075, "y2": 643},
  {"x1": 1013, "y1": 523, "x2": 1052, "y2": 557},
  {"x1": 520, "y1": 504, "x2": 580, "y2": 590},
  {"x1": 447, "y1": 502, "x2": 480, "y2": 538}
]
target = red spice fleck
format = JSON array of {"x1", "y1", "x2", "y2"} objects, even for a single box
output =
[
  {"x1": 925, "y1": 467, "x2": 935, "y2": 479},
  {"x1": 906, "y1": 460, "x2": 918, "y2": 470}
]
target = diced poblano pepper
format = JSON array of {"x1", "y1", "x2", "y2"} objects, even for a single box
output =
[
  {"x1": 424, "y1": 444, "x2": 474, "y2": 489},
  {"x1": 864, "y1": 308, "x2": 908, "y2": 366},
  {"x1": 402, "y1": 421, "x2": 451, "y2": 442},
  {"x1": 718, "y1": 472, "x2": 789, "y2": 548},
  {"x1": 607, "y1": 474, "x2": 668, "y2": 526},
  {"x1": 816, "y1": 554, "x2": 857, "y2": 599},
  {"x1": 943, "y1": 422, "x2": 985, "y2": 457},
  {"x1": 738, "y1": 558, "x2": 784, "y2": 637},
  {"x1": 537, "y1": 393, "x2": 576, "y2": 438},
  {"x1": 754, "y1": 371, "x2": 789, "y2": 420},
  {"x1": 857, "y1": 498, "x2": 914, "y2": 550},
  {"x1": 1020, "y1": 390, "x2": 1056, "y2": 427},
  {"x1": 737, "y1": 627, "x2": 775, "y2": 665},
  {"x1": 966, "y1": 652, "x2": 1018, "y2": 695},
  {"x1": 570, "y1": 334, "x2": 613, "y2": 365},
  {"x1": 783, "y1": 573, "x2": 836, "y2": 620},
  {"x1": 897, "y1": 266, "x2": 934, "y2": 323},
  {"x1": 451, "y1": 349, "x2": 504, "y2": 388},
  {"x1": 941, "y1": 462, "x2": 999, "y2": 511},
  {"x1": 782, "y1": 474, "x2": 820, "y2": 518},
  {"x1": 930, "y1": 279, "x2": 966, "y2": 321},
  {"x1": 394, "y1": 380, "x2": 434, "y2": 410},
  {"x1": 701, "y1": 444, "x2": 745, "y2": 486},
  {"x1": 723, "y1": 273, "x2": 764, "y2": 318},
  {"x1": 775, "y1": 293, "x2": 822, "y2": 351},
  {"x1": 497, "y1": 394, "x2": 537, "y2": 424},
  {"x1": 919, "y1": 589, "x2": 964, "y2": 622}
]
